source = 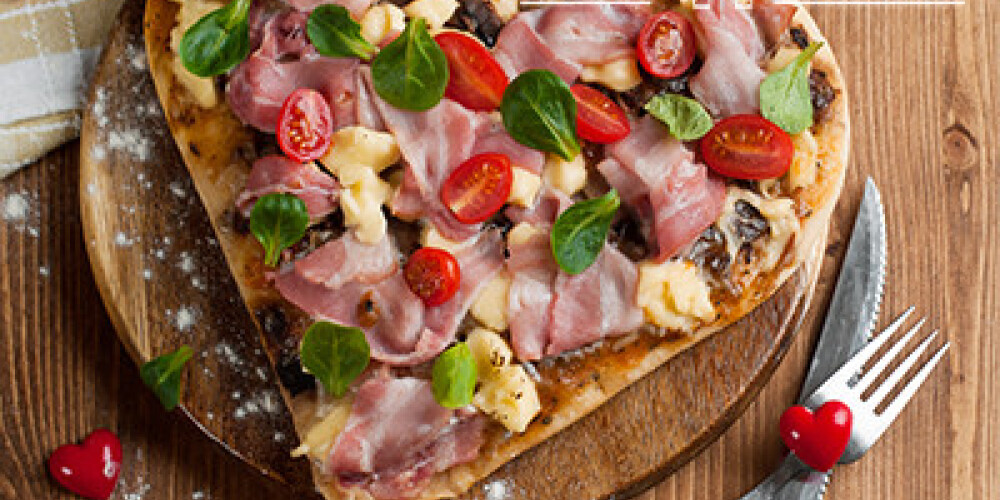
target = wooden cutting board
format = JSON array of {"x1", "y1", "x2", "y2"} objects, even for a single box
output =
[{"x1": 79, "y1": 2, "x2": 826, "y2": 498}]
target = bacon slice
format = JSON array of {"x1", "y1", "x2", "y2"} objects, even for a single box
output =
[
  {"x1": 689, "y1": 0, "x2": 767, "y2": 117},
  {"x1": 327, "y1": 373, "x2": 486, "y2": 499},
  {"x1": 493, "y1": 5, "x2": 649, "y2": 83},
  {"x1": 228, "y1": 10, "x2": 364, "y2": 133},
  {"x1": 598, "y1": 117, "x2": 726, "y2": 262},
  {"x1": 506, "y1": 228, "x2": 559, "y2": 361},
  {"x1": 236, "y1": 155, "x2": 340, "y2": 222}
]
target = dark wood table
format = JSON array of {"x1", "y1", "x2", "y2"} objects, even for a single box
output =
[{"x1": 1, "y1": 1, "x2": 996, "y2": 498}]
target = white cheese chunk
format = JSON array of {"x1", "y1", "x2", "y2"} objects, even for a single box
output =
[
  {"x1": 467, "y1": 328, "x2": 541, "y2": 433},
  {"x1": 507, "y1": 222, "x2": 543, "y2": 247},
  {"x1": 637, "y1": 260, "x2": 716, "y2": 331},
  {"x1": 290, "y1": 395, "x2": 354, "y2": 462},
  {"x1": 508, "y1": 168, "x2": 542, "y2": 208},
  {"x1": 339, "y1": 163, "x2": 391, "y2": 244},
  {"x1": 420, "y1": 225, "x2": 471, "y2": 253},
  {"x1": 788, "y1": 129, "x2": 819, "y2": 191},
  {"x1": 321, "y1": 126, "x2": 401, "y2": 174},
  {"x1": 767, "y1": 46, "x2": 803, "y2": 74},
  {"x1": 580, "y1": 57, "x2": 642, "y2": 92},
  {"x1": 471, "y1": 273, "x2": 511, "y2": 331},
  {"x1": 404, "y1": 0, "x2": 459, "y2": 29},
  {"x1": 543, "y1": 153, "x2": 587, "y2": 197},
  {"x1": 717, "y1": 187, "x2": 801, "y2": 272},
  {"x1": 360, "y1": 3, "x2": 406, "y2": 46},
  {"x1": 489, "y1": 0, "x2": 518, "y2": 21},
  {"x1": 170, "y1": 0, "x2": 223, "y2": 108}
]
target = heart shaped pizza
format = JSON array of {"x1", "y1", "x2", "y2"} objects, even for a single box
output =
[{"x1": 143, "y1": 0, "x2": 849, "y2": 498}]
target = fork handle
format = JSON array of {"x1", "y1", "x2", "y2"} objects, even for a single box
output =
[{"x1": 738, "y1": 454, "x2": 828, "y2": 500}]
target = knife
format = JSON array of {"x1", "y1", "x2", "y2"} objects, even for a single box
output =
[{"x1": 739, "y1": 178, "x2": 887, "y2": 500}]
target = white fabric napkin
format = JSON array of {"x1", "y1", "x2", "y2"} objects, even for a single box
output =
[{"x1": 0, "y1": 0, "x2": 124, "y2": 178}]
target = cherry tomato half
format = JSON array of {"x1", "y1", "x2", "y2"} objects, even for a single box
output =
[
  {"x1": 434, "y1": 32, "x2": 509, "y2": 111},
  {"x1": 440, "y1": 153, "x2": 513, "y2": 224},
  {"x1": 570, "y1": 84, "x2": 631, "y2": 144},
  {"x1": 637, "y1": 11, "x2": 696, "y2": 79},
  {"x1": 700, "y1": 114, "x2": 794, "y2": 180},
  {"x1": 405, "y1": 247, "x2": 461, "y2": 306},
  {"x1": 277, "y1": 88, "x2": 334, "y2": 163}
]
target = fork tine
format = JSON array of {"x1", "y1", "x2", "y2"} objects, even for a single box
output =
[
  {"x1": 854, "y1": 317, "x2": 927, "y2": 394},
  {"x1": 828, "y1": 307, "x2": 915, "y2": 386},
  {"x1": 866, "y1": 330, "x2": 938, "y2": 408},
  {"x1": 878, "y1": 342, "x2": 950, "y2": 424}
]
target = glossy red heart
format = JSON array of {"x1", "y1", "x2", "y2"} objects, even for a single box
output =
[
  {"x1": 779, "y1": 401, "x2": 852, "y2": 471},
  {"x1": 48, "y1": 428, "x2": 122, "y2": 500}
]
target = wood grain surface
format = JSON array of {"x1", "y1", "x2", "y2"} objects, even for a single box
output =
[{"x1": 0, "y1": 2, "x2": 996, "y2": 500}]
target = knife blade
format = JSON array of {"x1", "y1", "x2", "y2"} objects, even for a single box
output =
[{"x1": 739, "y1": 178, "x2": 888, "y2": 500}]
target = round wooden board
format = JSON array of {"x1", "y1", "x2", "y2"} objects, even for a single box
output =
[{"x1": 80, "y1": 2, "x2": 826, "y2": 498}]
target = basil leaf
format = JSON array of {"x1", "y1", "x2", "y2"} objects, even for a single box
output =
[
  {"x1": 760, "y1": 42, "x2": 824, "y2": 135},
  {"x1": 179, "y1": 0, "x2": 252, "y2": 77},
  {"x1": 307, "y1": 4, "x2": 377, "y2": 61},
  {"x1": 501, "y1": 70, "x2": 580, "y2": 161},
  {"x1": 644, "y1": 93, "x2": 713, "y2": 141},
  {"x1": 140, "y1": 345, "x2": 193, "y2": 411},
  {"x1": 300, "y1": 322, "x2": 370, "y2": 398},
  {"x1": 249, "y1": 193, "x2": 309, "y2": 267},
  {"x1": 432, "y1": 342, "x2": 478, "y2": 408},
  {"x1": 550, "y1": 190, "x2": 620, "y2": 275},
  {"x1": 371, "y1": 18, "x2": 449, "y2": 111}
]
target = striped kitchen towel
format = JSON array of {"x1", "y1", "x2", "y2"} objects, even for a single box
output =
[{"x1": 0, "y1": 0, "x2": 124, "y2": 178}]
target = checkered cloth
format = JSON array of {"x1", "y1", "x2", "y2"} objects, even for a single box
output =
[{"x1": 0, "y1": 0, "x2": 124, "y2": 178}]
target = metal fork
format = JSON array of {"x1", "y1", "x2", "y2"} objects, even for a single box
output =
[{"x1": 743, "y1": 308, "x2": 950, "y2": 499}]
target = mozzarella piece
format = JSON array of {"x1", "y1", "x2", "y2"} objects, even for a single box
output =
[
  {"x1": 508, "y1": 168, "x2": 542, "y2": 208},
  {"x1": 404, "y1": 0, "x2": 459, "y2": 30},
  {"x1": 339, "y1": 163, "x2": 391, "y2": 244},
  {"x1": 490, "y1": 0, "x2": 518, "y2": 21},
  {"x1": 507, "y1": 222, "x2": 543, "y2": 246},
  {"x1": 321, "y1": 126, "x2": 401, "y2": 175},
  {"x1": 543, "y1": 153, "x2": 587, "y2": 197},
  {"x1": 755, "y1": 197, "x2": 798, "y2": 271},
  {"x1": 637, "y1": 260, "x2": 716, "y2": 331},
  {"x1": 470, "y1": 273, "x2": 511, "y2": 331},
  {"x1": 467, "y1": 328, "x2": 541, "y2": 433},
  {"x1": 580, "y1": 57, "x2": 642, "y2": 92},
  {"x1": 170, "y1": 0, "x2": 223, "y2": 108},
  {"x1": 420, "y1": 225, "x2": 472, "y2": 253},
  {"x1": 788, "y1": 129, "x2": 819, "y2": 191},
  {"x1": 360, "y1": 3, "x2": 406, "y2": 46},
  {"x1": 290, "y1": 395, "x2": 354, "y2": 462}
]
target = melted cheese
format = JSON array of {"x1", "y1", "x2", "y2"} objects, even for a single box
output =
[
  {"x1": 507, "y1": 222, "x2": 543, "y2": 246},
  {"x1": 420, "y1": 225, "x2": 472, "y2": 253},
  {"x1": 321, "y1": 126, "x2": 401, "y2": 174},
  {"x1": 404, "y1": 0, "x2": 459, "y2": 29},
  {"x1": 767, "y1": 46, "x2": 804, "y2": 73},
  {"x1": 543, "y1": 152, "x2": 587, "y2": 197},
  {"x1": 170, "y1": 0, "x2": 223, "y2": 108},
  {"x1": 360, "y1": 3, "x2": 406, "y2": 46},
  {"x1": 339, "y1": 163, "x2": 391, "y2": 244},
  {"x1": 637, "y1": 260, "x2": 715, "y2": 331},
  {"x1": 788, "y1": 129, "x2": 819, "y2": 191},
  {"x1": 467, "y1": 328, "x2": 541, "y2": 433},
  {"x1": 580, "y1": 57, "x2": 642, "y2": 92},
  {"x1": 717, "y1": 187, "x2": 801, "y2": 273},
  {"x1": 470, "y1": 273, "x2": 511, "y2": 331},
  {"x1": 290, "y1": 395, "x2": 354, "y2": 463},
  {"x1": 508, "y1": 168, "x2": 542, "y2": 208},
  {"x1": 490, "y1": 0, "x2": 518, "y2": 21}
]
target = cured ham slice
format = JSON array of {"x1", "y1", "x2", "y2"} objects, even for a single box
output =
[
  {"x1": 328, "y1": 373, "x2": 485, "y2": 499},
  {"x1": 546, "y1": 246, "x2": 643, "y2": 356},
  {"x1": 228, "y1": 10, "x2": 364, "y2": 133},
  {"x1": 753, "y1": 0, "x2": 798, "y2": 47},
  {"x1": 471, "y1": 118, "x2": 545, "y2": 175},
  {"x1": 283, "y1": 0, "x2": 373, "y2": 18},
  {"x1": 506, "y1": 228, "x2": 558, "y2": 361},
  {"x1": 598, "y1": 117, "x2": 726, "y2": 261},
  {"x1": 689, "y1": 0, "x2": 767, "y2": 117},
  {"x1": 236, "y1": 155, "x2": 340, "y2": 222},
  {"x1": 275, "y1": 231, "x2": 503, "y2": 366},
  {"x1": 493, "y1": 5, "x2": 649, "y2": 83}
]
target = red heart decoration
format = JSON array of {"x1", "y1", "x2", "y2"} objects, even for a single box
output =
[
  {"x1": 48, "y1": 428, "x2": 122, "y2": 500},
  {"x1": 779, "y1": 401, "x2": 853, "y2": 471}
]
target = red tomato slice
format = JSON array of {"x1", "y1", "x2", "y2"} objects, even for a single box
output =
[
  {"x1": 637, "y1": 11, "x2": 696, "y2": 79},
  {"x1": 405, "y1": 247, "x2": 461, "y2": 306},
  {"x1": 434, "y1": 32, "x2": 509, "y2": 111},
  {"x1": 440, "y1": 153, "x2": 513, "y2": 224},
  {"x1": 570, "y1": 84, "x2": 630, "y2": 144},
  {"x1": 700, "y1": 114, "x2": 794, "y2": 180},
  {"x1": 277, "y1": 88, "x2": 334, "y2": 163}
]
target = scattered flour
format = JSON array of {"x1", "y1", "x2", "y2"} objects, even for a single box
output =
[
  {"x1": 178, "y1": 251, "x2": 196, "y2": 273},
  {"x1": 114, "y1": 232, "x2": 134, "y2": 247},
  {"x1": 174, "y1": 306, "x2": 197, "y2": 332},
  {"x1": 39, "y1": 266, "x2": 49, "y2": 277},
  {"x1": 233, "y1": 390, "x2": 282, "y2": 420},
  {"x1": 484, "y1": 479, "x2": 511, "y2": 500},
  {"x1": 107, "y1": 128, "x2": 153, "y2": 162},
  {"x1": 191, "y1": 492, "x2": 207, "y2": 500},
  {"x1": 2, "y1": 193, "x2": 29, "y2": 221}
]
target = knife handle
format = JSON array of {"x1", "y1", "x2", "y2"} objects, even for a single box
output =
[{"x1": 738, "y1": 454, "x2": 827, "y2": 500}]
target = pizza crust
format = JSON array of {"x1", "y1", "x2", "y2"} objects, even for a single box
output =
[{"x1": 143, "y1": 1, "x2": 848, "y2": 498}]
